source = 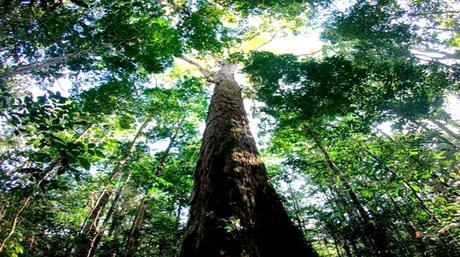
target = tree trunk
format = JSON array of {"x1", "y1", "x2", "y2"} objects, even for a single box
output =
[
  {"x1": 343, "y1": 240, "x2": 353, "y2": 257},
  {"x1": 124, "y1": 118, "x2": 183, "y2": 257},
  {"x1": 74, "y1": 117, "x2": 150, "y2": 257},
  {"x1": 84, "y1": 171, "x2": 133, "y2": 257},
  {"x1": 107, "y1": 192, "x2": 131, "y2": 257},
  {"x1": 373, "y1": 127, "x2": 454, "y2": 189},
  {"x1": 0, "y1": 125, "x2": 91, "y2": 252},
  {"x1": 175, "y1": 204, "x2": 182, "y2": 229},
  {"x1": 0, "y1": 53, "x2": 77, "y2": 80},
  {"x1": 413, "y1": 120, "x2": 458, "y2": 149},
  {"x1": 306, "y1": 127, "x2": 393, "y2": 257},
  {"x1": 0, "y1": 161, "x2": 57, "y2": 252},
  {"x1": 426, "y1": 117, "x2": 460, "y2": 142},
  {"x1": 333, "y1": 237, "x2": 343, "y2": 257},
  {"x1": 178, "y1": 63, "x2": 317, "y2": 257},
  {"x1": 362, "y1": 147, "x2": 438, "y2": 222},
  {"x1": 328, "y1": 185, "x2": 376, "y2": 252},
  {"x1": 287, "y1": 182, "x2": 306, "y2": 231},
  {"x1": 124, "y1": 195, "x2": 149, "y2": 257}
]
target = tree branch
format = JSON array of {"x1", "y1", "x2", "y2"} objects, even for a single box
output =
[
  {"x1": 254, "y1": 32, "x2": 277, "y2": 51},
  {"x1": 296, "y1": 47, "x2": 323, "y2": 58},
  {"x1": 177, "y1": 56, "x2": 215, "y2": 80},
  {"x1": 411, "y1": 47, "x2": 460, "y2": 60}
]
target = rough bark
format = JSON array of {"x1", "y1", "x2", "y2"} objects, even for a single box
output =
[{"x1": 178, "y1": 64, "x2": 317, "y2": 257}]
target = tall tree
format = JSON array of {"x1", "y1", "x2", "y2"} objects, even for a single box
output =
[{"x1": 178, "y1": 63, "x2": 317, "y2": 257}]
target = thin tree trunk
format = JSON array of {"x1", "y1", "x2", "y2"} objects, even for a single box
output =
[
  {"x1": 0, "y1": 202, "x2": 6, "y2": 223},
  {"x1": 305, "y1": 127, "x2": 393, "y2": 257},
  {"x1": 123, "y1": 195, "x2": 150, "y2": 257},
  {"x1": 333, "y1": 237, "x2": 343, "y2": 257},
  {"x1": 178, "y1": 63, "x2": 317, "y2": 257},
  {"x1": 124, "y1": 117, "x2": 184, "y2": 257},
  {"x1": 83, "y1": 171, "x2": 133, "y2": 257},
  {"x1": 146, "y1": 237, "x2": 154, "y2": 256},
  {"x1": 426, "y1": 117, "x2": 460, "y2": 141},
  {"x1": 0, "y1": 53, "x2": 77, "y2": 80},
  {"x1": 362, "y1": 147, "x2": 438, "y2": 221},
  {"x1": 157, "y1": 237, "x2": 166, "y2": 256},
  {"x1": 413, "y1": 120, "x2": 458, "y2": 149},
  {"x1": 368, "y1": 154, "x2": 460, "y2": 252},
  {"x1": 0, "y1": 124, "x2": 91, "y2": 252},
  {"x1": 175, "y1": 204, "x2": 182, "y2": 229},
  {"x1": 343, "y1": 240, "x2": 353, "y2": 257},
  {"x1": 306, "y1": 127, "x2": 369, "y2": 223},
  {"x1": 373, "y1": 126, "x2": 455, "y2": 188},
  {"x1": 287, "y1": 182, "x2": 306, "y2": 231},
  {"x1": 329, "y1": 184, "x2": 375, "y2": 251},
  {"x1": 104, "y1": 172, "x2": 133, "y2": 229},
  {"x1": 0, "y1": 161, "x2": 57, "y2": 252},
  {"x1": 107, "y1": 192, "x2": 131, "y2": 257},
  {"x1": 410, "y1": 47, "x2": 460, "y2": 60},
  {"x1": 74, "y1": 117, "x2": 151, "y2": 257}
]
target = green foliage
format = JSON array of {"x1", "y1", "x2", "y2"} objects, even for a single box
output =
[{"x1": 178, "y1": 2, "x2": 233, "y2": 53}]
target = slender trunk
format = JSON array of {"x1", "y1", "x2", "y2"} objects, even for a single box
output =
[
  {"x1": 108, "y1": 202, "x2": 125, "y2": 238},
  {"x1": 329, "y1": 185, "x2": 375, "y2": 251},
  {"x1": 387, "y1": 197, "x2": 429, "y2": 256},
  {"x1": 123, "y1": 118, "x2": 183, "y2": 257},
  {"x1": 362, "y1": 147, "x2": 438, "y2": 221},
  {"x1": 74, "y1": 117, "x2": 150, "y2": 257},
  {"x1": 147, "y1": 237, "x2": 155, "y2": 256},
  {"x1": 74, "y1": 161, "x2": 127, "y2": 257},
  {"x1": 413, "y1": 120, "x2": 458, "y2": 149},
  {"x1": 343, "y1": 240, "x2": 353, "y2": 257},
  {"x1": 306, "y1": 128, "x2": 369, "y2": 223},
  {"x1": 306, "y1": 127, "x2": 393, "y2": 257},
  {"x1": 157, "y1": 238, "x2": 166, "y2": 256},
  {"x1": 107, "y1": 193, "x2": 131, "y2": 257},
  {"x1": 287, "y1": 182, "x2": 305, "y2": 231},
  {"x1": 83, "y1": 172, "x2": 133, "y2": 257},
  {"x1": 410, "y1": 47, "x2": 460, "y2": 60},
  {"x1": 0, "y1": 161, "x2": 57, "y2": 252},
  {"x1": 350, "y1": 239, "x2": 360, "y2": 257},
  {"x1": 0, "y1": 53, "x2": 77, "y2": 80},
  {"x1": 123, "y1": 195, "x2": 150, "y2": 257},
  {"x1": 0, "y1": 203, "x2": 6, "y2": 223},
  {"x1": 374, "y1": 127, "x2": 454, "y2": 188},
  {"x1": 0, "y1": 125, "x2": 91, "y2": 252},
  {"x1": 104, "y1": 172, "x2": 133, "y2": 228},
  {"x1": 329, "y1": 186, "x2": 354, "y2": 219},
  {"x1": 178, "y1": 64, "x2": 317, "y2": 257},
  {"x1": 175, "y1": 204, "x2": 182, "y2": 230},
  {"x1": 426, "y1": 117, "x2": 460, "y2": 141},
  {"x1": 333, "y1": 237, "x2": 343, "y2": 257}
]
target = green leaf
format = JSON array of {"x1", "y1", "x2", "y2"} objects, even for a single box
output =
[{"x1": 78, "y1": 158, "x2": 91, "y2": 170}]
